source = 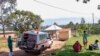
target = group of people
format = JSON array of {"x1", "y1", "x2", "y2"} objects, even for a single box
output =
[
  {"x1": 6, "y1": 30, "x2": 100, "y2": 55},
  {"x1": 73, "y1": 30, "x2": 100, "y2": 52}
]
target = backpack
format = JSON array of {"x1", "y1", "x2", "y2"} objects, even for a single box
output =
[{"x1": 89, "y1": 44, "x2": 93, "y2": 50}]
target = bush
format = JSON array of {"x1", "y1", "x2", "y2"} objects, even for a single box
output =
[{"x1": 90, "y1": 25, "x2": 100, "y2": 34}]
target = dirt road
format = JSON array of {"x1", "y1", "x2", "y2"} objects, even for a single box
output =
[{"x1": 0, "y1": 40, "x2": 65, "y2": 56}]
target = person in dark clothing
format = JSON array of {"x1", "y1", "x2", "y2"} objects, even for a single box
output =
[
  {"x1": 88, "y1": 40, "x2": 100, "y2": 50},
  {"x1": 89, "y1": 44, "x2": 94, "y2": 50},
  {"x1": 73, "y1": 41, "x2": 82, "y2": 52},
  {"x1": 7, "y1": 36, "x2": 14, "y2": 56}
]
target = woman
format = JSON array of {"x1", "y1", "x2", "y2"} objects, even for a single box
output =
[{"x1": 73, "y1": 41, "x2": 82, "y2": 52}]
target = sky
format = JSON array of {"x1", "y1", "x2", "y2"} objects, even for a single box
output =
[
  {"x1": 16, "y1": 0, "x2": 100, "y2": 19},
  {"x1": 16, "y1": 0, "x2": 100, "y2": 26}
]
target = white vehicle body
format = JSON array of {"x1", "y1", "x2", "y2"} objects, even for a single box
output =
[{"x1": 16, "y1": 30, "x2": 53, "y2": 52}]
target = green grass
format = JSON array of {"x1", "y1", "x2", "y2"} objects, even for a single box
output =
[
  {"x1": 0, "y1": 38, "x2": 7, "y2": 49},
  {"x1": 56, "y1": 35, "x2": 100, "y2": 56}
]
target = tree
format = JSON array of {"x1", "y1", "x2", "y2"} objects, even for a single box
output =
[
  {"x1": 6, "y1": 10, "x2": 43, "y2": 33},
  {"x1": 75, "y1": 22, "x2": 79, "y2": 30},
  {"x1": 0, "y1": 0, "x2": 16, "y2": 38},
  {"x1": 76, "y1": 0, "x2": 90, "y2": 4},
  {"x1": 67, "y1": 21, "x2": 74, "y2": 29},
  {"x1": 53, "y1": 22, "x2": 58, "y2": 25},
  {"x1": 77, "y1": 18, "x2": 86, "y2": 35},
  {"x1": 98, "y1": 19, "x2": 100, "y2": 24},
  {"x1": 81, "y1": 18, "x2": 85, "y2": 24}
]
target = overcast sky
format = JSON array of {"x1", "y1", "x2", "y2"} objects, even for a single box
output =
[{"x1": 16, "y1": 0, "x2": 100, "y2": 19}]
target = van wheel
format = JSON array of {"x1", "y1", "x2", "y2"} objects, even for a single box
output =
[
  {"x1": 34, "y1": 50, "x2": 41, "y2": 55},
  {"x1": 41, "y1": 45, "x2": 45, "y2": 51}
]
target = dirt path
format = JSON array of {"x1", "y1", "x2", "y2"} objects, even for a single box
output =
[{"x1": 0, "y1": 40, "x2": 65, "y2": 56}]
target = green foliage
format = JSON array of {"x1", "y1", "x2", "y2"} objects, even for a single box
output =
[
  {"x1": 98, "y1": 19, "x2": 100, "y2": 24},
  {"x1": 73, "y1": 34, "x2": 79, "y2": 37},
  {"x1": 67, "y1": 21, "x2": 74, "y2": 29},
  {"x1": 6, "y1": 10, "x2": 43, "y2": 33},
  {"x1": 90, "y1": 25, "x2": 100, "y2": 34}
]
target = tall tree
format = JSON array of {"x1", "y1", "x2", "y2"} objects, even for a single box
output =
[
  {"x1": 98, "y1": 19, "x2": 100, "y2": 24},
  {"x1": 77, "y1": 18, "x2": 86, "y2": 35},
  {"x1": 81, "y1": 18, "x2": 85, "y2": 24},
  {"x1": 6, "y1": 10, "x2": 43, "y2": 33},
  {"x1": 67, "y1": 21, "x2": 74, "y2": 29},
  {"x1": 0, "y1": 0, "x2": 16, "y2": 38}
]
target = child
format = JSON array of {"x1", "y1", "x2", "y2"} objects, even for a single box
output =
[
  {"x1": 82, "y1": 30, "x2": 88, "y2": 48},
  {"x1": 73, "y1": 41, "x2": 82, "y2": 52},
  {"x1": 88, "y1": 40, "x2": 100, "y2": 50},
  {"x1": 93, "y1": 40, "x2": 100, "y2": 50}
]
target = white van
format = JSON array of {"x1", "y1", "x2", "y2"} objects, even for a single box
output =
[{"x1": 16, "y1": 30, "x2": 53, "y2": 53}]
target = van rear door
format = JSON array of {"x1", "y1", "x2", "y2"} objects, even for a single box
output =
[{"x1": 26, "y1": 34, "x2": 37, "y2": 49}]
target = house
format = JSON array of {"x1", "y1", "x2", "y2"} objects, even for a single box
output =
[{"x1": 45, "y1": 25, "x2": 71, "y2": 41}]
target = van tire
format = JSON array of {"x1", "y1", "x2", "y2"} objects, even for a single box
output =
[
  {"x1": 34, "y1": 50, "x2": 41, "y2": 55},
  {"x1": 40, "y1": 45, "x2": 45, "y2": 51}
]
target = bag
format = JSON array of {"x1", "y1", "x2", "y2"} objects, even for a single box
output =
[{"x1": 89, "y1": 44, "x2": 93, "y2": 50}]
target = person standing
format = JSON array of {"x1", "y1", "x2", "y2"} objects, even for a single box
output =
[
  {"x1": 7, "y1": 36, "x2": 14, "y2": 56},
  {"x1": 83, "y1": 30, "x2": 88, "y2": 48}
]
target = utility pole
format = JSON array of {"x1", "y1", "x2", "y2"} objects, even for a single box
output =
[{"x1": 92, "y1": 13, "x2": 94, "y2": 27}]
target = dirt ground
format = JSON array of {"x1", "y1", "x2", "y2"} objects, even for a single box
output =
[{"x1": 0, "y1": 40, "x2": 65, "y2": 56}]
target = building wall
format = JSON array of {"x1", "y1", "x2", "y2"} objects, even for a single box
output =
[{"x1": 58, "y1": 28, "x2": 71, "y2": 41}]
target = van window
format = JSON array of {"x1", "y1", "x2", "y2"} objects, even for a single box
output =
[{"x1": 39, "y1": 34, "x2": 47, "y2": 40}]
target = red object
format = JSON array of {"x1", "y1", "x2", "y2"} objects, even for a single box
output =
[{"x1": 73, "y1": 41, "x2": 82, "y2": 52}]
